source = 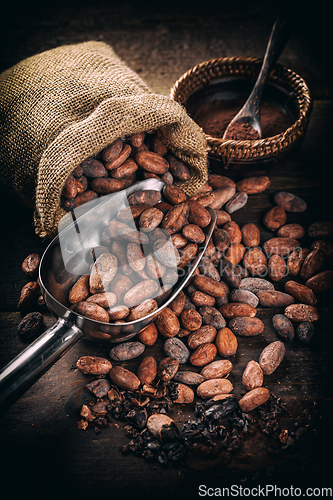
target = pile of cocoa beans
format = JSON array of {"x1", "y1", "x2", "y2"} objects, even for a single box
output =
[
  {"x1": 17, "y1": 171, "x2": 333, "y2": 441},
  {"x1": 60, "y1": 131, "x2": 191, "y2": 211}
]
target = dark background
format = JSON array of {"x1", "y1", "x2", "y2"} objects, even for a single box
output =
[{"x1": 0, "y1": 1, "x2": 332, "y2": 499}]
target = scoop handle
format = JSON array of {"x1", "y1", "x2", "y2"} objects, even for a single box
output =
[{"x1": 0, "y1": 317, "x2": 82, "y2": 413}]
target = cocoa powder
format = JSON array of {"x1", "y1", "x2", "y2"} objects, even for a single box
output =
[{"x1": 192, "y1": 98, "x2": 294, "y2": 139}]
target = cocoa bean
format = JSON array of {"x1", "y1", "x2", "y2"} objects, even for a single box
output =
[
  {"x1": 238, "y1": 387, "x2": 270, "y2": 412},
  {"x1": 86, "y1": 292, "x2": 117, "y2": 309},
  {"x1": 199, "y1": 306, "x2": 226, "y2": 330},
  {"x1": 241, "y1": 223, "x2": 261, "y2": 248},
  {"x1": 17, "y1": 281, "x2": 42, "y2": 310},
  {"x1": 196, "y1": 378, "x2": 233, "y2": 399},
  {"x1": 182, "y1": 224, "x2": 205, "y2": 244},
  {"x1": 123, "y1": 280, "x2": 160, "y2": 308},
  {"x1": 272, "y1": 314, "x2": 295, "y2": 341},
  {"x1": 110, "y1": 366, "x2": 141, "y2": 391},
  {"x1": 208, "y1": 187, "x2": 236, "y2": 210},
  {"x1": 215, "y1": 327, "x2": 238, "y2": 357},
  {"x1": 158, "y1": 357, "x2": 179, "y2": 381},
  {"x1": 191, "y1": 291, "x2": 215, "y2": 307},
  {"x1": 80, "y1": 158, "x2": 107, "y2": 178},
  {"x1": 263, "y1": 206, "x2": 286, "y2": 231},
  {"x1": 285, "y1": 280, "x2": 317, "y2": 306},
  {"x1": 173, "y1": 371, "x2": 206, "y2": 385},
  {"x1": 242, "y1": 361, "x2": 263, "y2": 390},
  {"x1": 243, "y1": 247, "x2": 267, "y2": 276},
  {"x1": 110, "y1": 158, "x2": 138, "y2": 179},
  {"x1": 198, "y1": 256, "x2": 220, "y2": 281},
  {"x1": 239, "y1": 277, "x2": 274, "y2": 294},
  {"x1": 108, "y1": 305, "x2": 130, "y2": 321},
  {"x1": 259, "y1": 341, "x2": 285, "y2": 375},
  {"x1": 135, "y1": 150, "x2": 169, "y2": 174},
  {"x1": 218, "y1": 259, "x2": 242, "y2": 288},
  {"x1": 215, "y1": 209, "x2": 232, "y2": 226},
  {"x1": 189, "y1": 343, "x2": 217, "y2": 366},
  {"x1": 274, "y1": 191, "x2": 307, "y2": 212},
  {"x1": 307, "y1": 221, "x2": 333, "y2": 239},
  {"x1": 188, "y1": 201, "x2": 211, "y2": 228},
  {"x1": 17, "y1": 311, "x2": 44, "y2": 338},
  {"x1": 213, "y1": 228, "x2": 231, "y2": 255},
  {"x1": 22, "y1": 253, "x2": 41, "y2": 279},
  {"x1": 284, "y1": 304, "x2": 319, "y2": 322},
  {"x1": 137, "y1": 322, "x2": 158, "y2": 346},
  {"x1": 257, "y1": 290, "x2": 295, "y2": 308},
  {"x1": 150, "y1": 134, "x2": 168, "y2": 156},
  {"x1": 177, "y1": 242, "x2": 198, "y2": 269},
  {"x1": 68, "y1": 275, "x2": 90, "y2": 304},
  {"x1": 163, "y1": 337, "x2": 190, "y2": 364},
  {"x1": 153, "y1": 238, "x2": 180, "y2": 268},
  {"x1": 86, "y1": 379, "x2": 110, "y2": 398},
  {"x1": 219, "y1": 303, "x2": 257, "y2": 319},
  {"x1": 102, "y1": 139, "x2": 123, "y2": 163},
  {"x1": 161, "y1": 203, "x2": 189, "y2": 234},
  {"x1": 147, "y1": 414, "x2": 179, "y2": 441},
  {"x1": 167, "y1": 154, "x2": 191, "y2": 181},
  {"x1": 305, "y1": 270, "x2": 333, "y2": 292},
  {"x1": 171, "y1": 232, "x2": 188, "y2": 249},
  {"x1": 138, "y1": 208, "x2": 164, "y2": 232},
  {"x1": 287, "y1": 248, "x2": 310, "y2": 276},
  {"x1": 163, "y1": 185, "x2": 187, "y2": 205},
  {"x1": 229, "y1": 317, "x2": 265, "y2": 336},
  {"x1": 236, "y1": 176, "x2": 270, "y2": 194},
  {"x1": 109, "y1": 341, "x2": 145, "y2": 361},
  {"x1": 296, "y1": 322, "x2": 315, "y2": 344},
  {"x1": 200, "y1": 359, "x2": 233, "y2": 379},
  {"x1": 137, "y1": 356, "x2": 158, "y2": 385},
  {"x1": 155, "y1": 307, "x2": 180, "y2": 337},
  {"x1": 300, "y1": 248, "x2": 325, "y2": 280},
  {"x1": 229, "y1": 289, "x2": 259, "y2": 308},
  {"x1": 225, "y1": 243, "x2": 246, "y2": 266},
  {"x1": 263, "y1": 237, "x2": 300, "y2": 258},
  {"x1": 105, "y1": 143, "x2": 131, "y2": 170},
  {"x1": 129, "y1": 131, "x2": 146, "y2": 148},
  {"x1": 187, "y1": 325, "x2": 217, "y2": 349},
  {"x1": 91, "y1": 178, "x2": 131, "y2": 195},
  {"x1": 145, "y1": 253, "x2": 166, "y2": 280},
  {"x1": 277, "y1": 223, "x2": 305, "y2": 239},
  {"x1": 194, "y1": 274, "x2": 229, "y2": 298},
  {"x1": 189, "y1": 192, "x2": 215, "y2": 207},
  {"x1": 77, "y1": 356, "x2": 112, "y2": 375},
  {"x1": 128, "y1": 189, "x2": 161, "y2": 206},
  {"x1": 89, "y1": 253, "x2": 118, "y2": 294},
  {"x1": 75, "y1": 301, "x2": 110, "y2": 323},
  {"x1": 180, "y1": 308, "x2": 202, "y2": 331},
  {"x1": 127, "y1": 299, "x2": 158, "y2": 321},
  {"x1": 208, "y1": 174, "x2": 236, "y2": 190},
  {"x1": 267, "y1": 254, "x2": 287, "y2": 282},
  {"x1": 311, "y1": 240, "x2": 333, "y2": 260},
  {"x1": 173, "y1": 383, "x2": 194, "y2": 404},
  {"x1": 225, "y1": 192, "x2": 248, "y2": 213}
]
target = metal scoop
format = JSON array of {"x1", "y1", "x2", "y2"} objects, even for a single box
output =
[
  {"x1": 223, "y1": 17, "x2": 291, "y2": 140},
  {"x1": 0, "y1": 178, "x2": 216, "y2": 411}
]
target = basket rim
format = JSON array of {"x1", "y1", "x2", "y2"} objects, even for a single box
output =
[{"x1": 169, "y1": 56, "x2": 312, "y2": 163}]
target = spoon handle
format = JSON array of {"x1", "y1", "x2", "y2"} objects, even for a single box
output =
[{"x1": 249, "y1": 17, "x2": 292, "y2": 109}]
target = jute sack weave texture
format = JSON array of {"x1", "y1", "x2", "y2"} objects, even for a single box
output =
[{"x1": 0, "y1": 41, "x2": 208, "y2": 238}]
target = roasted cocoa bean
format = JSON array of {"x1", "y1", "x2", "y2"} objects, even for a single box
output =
[
  {"x1": 189, "y1": 343, "x2": 217, "y2": 366},
  {"x1": 219, "y1": 259, "x2": 242, "y2": 288},
  {"x1": 17, "y1": 281, "x2": 40, "y2": 310},
  {"x1": 263, "y1": 206, "x2": 287, "y2": 231},
  {"x1": 163, "y1": 337, "x2": 190, "y2": 364},
  {"x1": 147, "y1": 414, "x2": 179, "y2": 441},
  {"x1": 213, "y1": 228, "x2": 231, "y2": 255},
  {"x1": 284, "y1": 304, "x2": 319, "y2": 322},
  {"x1": 225, "y1": 243, "x2": 246, "y2": 266},
  {"x1": 182, "y1": 224, "x2": 205, "y2": 244},
  {"x1": 208, "y1": 174, "x2": 236, "y2": 190},
  {"x1": 238, "y1": 387, "x2": 270, "y2": 412},
  {"x1": 243, "y1": 247, "x2": 267, "y2": 276},
  {"x1": 158, "y1": 357, "x2": 179, "y2": 381},
  {"x1": 239, "y1": 277, "x2": 274, "y2": 294},
  {"x1": 17, "y1": 311, "x2": 44, "y2": 338},
  {"x1": 215, "y1": 209, "x2": 232, "y2": 226},
  {"x1": 177, "y1": 242, "x2": 198, "y2": 269},
  {"x1": 89, "y1": 253, "x2": 118, "y2": 294},
  {"x1": 135, "y1": 150, "x2": 169, "y2": 174},
  {"x1": 285, "y1": 280, "x2": 317, "y2": 306},
  {"x1": 191, "y1": 291, "x2": 215, "y2": 307},
  {"x1": 198, "y1": 256, "x2": 220, "y2": 281},
  {"x1": 257, "y1": 290, "x2": 295, "y2": 308},
  {"x1": 180, "y1": 308, "x2": 202, "y2": 331},
  {"x1": 137, "y1": 356, "x2": 158, "y2": 385},
  {"x1": 123, "y1": 280, "x2": 160, "y2": 308},
  {"x1": 241, "y1": 222, "x2": 261, "y2": 248},
  {"x1": 263, "y1": 237, "x2": 300, "y2": 258},
  {"x1": 229, "y1": 289, "x2": 259, "y2": 308},
  {"x1": 188, "y1": 201, "x2": 211, "y2": 228},
  {"x1": 308, "y1": 221, "x2": 333, "y2": 239},
  {"x1": 128, "y1": 189, "x2": 161, "y2": 206},
  {"x1": 219, "y1": 302, "x2": 257, "y2": 319},
  {"x1": 155, "y1": 307, "x2": 180, "y2": 337},
  {"x1": 68, "y1": 275, "x2": 90, "y2": 304},
  {"x1": 173, "y1": 383, "x2": 195, "y2": 404},
  {"x1": 305, "y1": 270, "x2": 333, "y2": 292},
  {"x1": 109, "y1": 341, "x2": 145, "y2": 361},
  {"x1": 259, "y1": 341, "x2": 285, "y2": 375},
  {"x1": 173, "y1": 371, "x2": 205, "y2": 386},
  {"x1": 187, "y1": 325, "x2": 217, "y2": 349},
  {"x1": 22, "y1": 253, "x2": 41, "y2": 279},
  {"x1": 108, "y1": 305, "x2": 130, "y2": 321},
  {"x1": 272, "y1": 314, "x2": 295, "y2": 341},
  {"x1": 110, "y1": 366, "x2": 141, "y2": 391},
  {"x1": 200, "y1": 359, "x2": 233, "y2": 379},
  {"x1": 91, "y1": 178, "x2": 131, "y2": 195},
  {"x1": 268, "y1": 254, "x2": 287, "y2": 282},
  {"x1": 300, "y1": 248, "x2": 325, "y2": 280},
  {"x1": 86, "y1": 292, "x2": 117, "y2": 309},
  {"x1": 171, "y1": 232, "x2": 188, "y2": 249},
  {"x1": 139, "y1": 207, "x2": 164, "y2": 232},
  {"x1": 296, "y1": 322, "x2": 315, "y2": 344},
  {"x1": 127, "y1": 299, "x2": 158, "y2": 321},
  {"x1": 194, "y1": 274, "x2": 229, "y2": 298},
  {"x1": 242, "y1": 361, "x2": 263, "y2": 390},
  {"x1": 161, "y1": 203, "x2": 189, "y2": 234},
  {"x1": 215, "y1": 327, "x2": 238, "y2": 357},
  {"x1": 311, "y1": 240, "x2": 333, "y2": 260},
  {"x1": 77, "y1": 356, "x2": 112, "y2": 375},
  {"x1": 75, "y1": 301, "x2": 110, "y2": 323},
  {"x1": 196, "y1": 378, "x2": 233, "y2": 399},
  {"x1": 225, "y1": 192, "x2": 248, "y2": 213},
  {"x1": 274, "y1": 191, "x2": 307, "y2": 212},
  {"x1": 236, "y1": 176, "x2": 270, "y2": 194},
  {"x1": 228, "y1": 317, "x2": 265, "y2": 336},
  {"x1": 208, "y1": 187, "x2": 236, "y2": 210},
  {"x1": 167, "y1": 154, "x2": 191, "y2": 181},
  {"x1": 277, "y1": 223, "x2": 305, "y2": 239},
  {"x1": 163, "y1": 185, "x2": 187, "y2": 205},
  {"x1": 199, "y1": 306, "x2": 226, "y2": 329},
  {"x1": 287, "y1": 248, "x2": 310, "y2": 276},
  {"x1": 137, "y1": 322, "x2": 158, "y2": 346}
]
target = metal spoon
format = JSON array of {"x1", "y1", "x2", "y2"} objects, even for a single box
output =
[{"x1": 223, "y1": 17, "x2": 291, "y2": 141}]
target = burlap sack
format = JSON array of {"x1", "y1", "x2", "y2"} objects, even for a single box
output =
[{"x1": 0, "y1": 41, "x2": 208, "y2": 238}]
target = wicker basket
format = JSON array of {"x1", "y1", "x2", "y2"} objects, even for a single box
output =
[{"x1": 170, "y1": 57, "x2": 312, "y2": 165}]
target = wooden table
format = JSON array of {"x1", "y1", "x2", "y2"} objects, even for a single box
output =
[{"x1": 0, "y1": 2, "x2": 332, "y2": 498}]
